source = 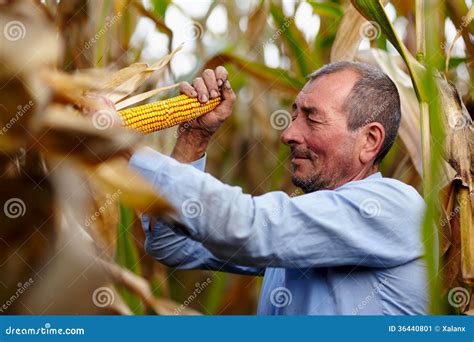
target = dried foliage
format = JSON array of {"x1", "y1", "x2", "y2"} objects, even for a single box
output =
[{"x1": 0, "y1": 0, "x2": 472, "y2": 315}]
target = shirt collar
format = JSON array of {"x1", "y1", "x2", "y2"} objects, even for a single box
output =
[{"x1": 367, "y1": 172, "x2": 383, "y2": 179}]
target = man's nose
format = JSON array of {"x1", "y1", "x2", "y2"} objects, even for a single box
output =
[{"x1": 280, "y1": 118, "x2": 303, "y2": 146}]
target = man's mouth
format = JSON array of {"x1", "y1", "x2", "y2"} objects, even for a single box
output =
[
  {"x1": 290, "y1": 147, "x2": 313, "y2": 165},
  {"x1": 291, "y1": 155, "x2": 309, "y2": 164},
  {"x1": 290, "y1": 151, "x2": 309, "y2": 159}
]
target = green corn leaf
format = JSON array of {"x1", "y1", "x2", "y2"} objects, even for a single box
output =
[
  {"x1": 308, "y1": 1, "x2": 344, "y2": 19},
  {"x1": 269, "y1": 3, "x2": 316, "y2": 77},
  {"x1": 350, "y1": 0, "x2": 428, "y2": 101},
  {"x1": 116, "y1": 204, "x2": 144, "y2": 314},
  {"x1": 151, "y1": 0, "x2": 170, "y2": 18},
  {"x1": 204, "y1": 53, "x2": 305, "y2": 96}
]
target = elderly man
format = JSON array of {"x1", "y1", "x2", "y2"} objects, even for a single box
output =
[{"x1": 126, "y1": 61, "x2": 427, "y2": 315}]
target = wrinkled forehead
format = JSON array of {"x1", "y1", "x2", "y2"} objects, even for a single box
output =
[{"x1": 294, "y1": 70, "x2": 361, "y2": 117}]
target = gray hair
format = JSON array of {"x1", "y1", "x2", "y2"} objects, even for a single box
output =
[{"x1": 308, "y1": 61, "x2": 401, "y2": 165}]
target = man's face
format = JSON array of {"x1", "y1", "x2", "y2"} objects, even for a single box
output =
[{"x1": 281, "y1": 70, "x2": 363, "y2": 192}]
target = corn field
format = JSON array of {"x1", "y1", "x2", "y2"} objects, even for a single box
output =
[{"x1": 0, "y1": 0, "x2": 473, "y2": 315}]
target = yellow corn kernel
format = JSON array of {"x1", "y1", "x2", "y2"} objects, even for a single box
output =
[{"x1": 118, "y1": 94, "x2": 221, "y2": 134}]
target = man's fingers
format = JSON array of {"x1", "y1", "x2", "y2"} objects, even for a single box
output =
[
  {"x1": 149, "y1": 217, "x2": 157, "y2": 234},
  {"x1": 220, "y1": 80, "x2": 236, "y2": 108},
  {"x1": 192, "y1": 77, "x2": 210, "y2": 103},
  {"x1": 202, "y1": 69, "x2": 219, "y2": 99},
  {"x1": 179, "y1": 81, "x2": 197, "y2": 97},
  {"x1": 215, "y1": 66, "x2": 228, "y2": 87}
]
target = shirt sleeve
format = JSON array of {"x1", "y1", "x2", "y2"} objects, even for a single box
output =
[
  {"x1": 130, "y1": 147, "x2": 426, "y2": 269},
  {"x1": 134, "y1": 151, "x2": 264, "y2": 276}
]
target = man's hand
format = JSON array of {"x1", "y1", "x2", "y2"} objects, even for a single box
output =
[{"x1": 172, "y1": 66, "x2": 236, "y2": 163}]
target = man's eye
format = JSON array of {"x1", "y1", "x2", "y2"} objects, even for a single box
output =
[{"x1": 308, "y1": 118, "x2": 322, "y2": 124}]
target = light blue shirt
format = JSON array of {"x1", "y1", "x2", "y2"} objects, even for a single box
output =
[{"x1": 129, "y1": 147, "x2": 428, "y2": 315}]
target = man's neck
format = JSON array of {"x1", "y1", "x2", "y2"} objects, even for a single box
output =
[{"x1": 327, "y1": 165, "x2": 379, "y2": 190}]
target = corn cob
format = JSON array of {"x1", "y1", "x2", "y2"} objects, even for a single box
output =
[{"x1": 118, "y1": 94, "x2": 221, "y2": 134}]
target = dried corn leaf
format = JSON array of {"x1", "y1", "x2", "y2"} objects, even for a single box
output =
[
  {"x1": 97, "y1": 285, "x2": 133, "y2": 315},
  {"x1": 435, "y1": 78, "x2": 474, "y2": 292},
  {"x1": 0, "y1": 173, "x2": 56, "y2": 311},
  {"x1": 36, "y1": 105, "x2": 140, "y2": 165},
  {"x1": 0, "y1": 1, "x2": 62, "y2": 73},
  {"x1": 56, "y1": 0, "x2": 93, "y2": 70},
  {"x1": 20, "y1": 162, "x2": 123, "y2": 314},
  {"x1": 436, "y1": 78, "x2": 473, "y2": 188},
  {"x1": 49, "y1": 162, "x2": 118, "y2": 258},
  {"x1": 0, "y1": 75, "x2": 39, "y2": 154},
  {"x1": 331, "y1": 1, "x2": 388, "y2": 63},
  {"x1": 440, "y1": 181, "x2": 457, "y2": 256},
  {"x1": 439, "y1": 181, "x2": 464, "y2": 291},
  {"x1": 90, "y1": 158, "x2": 174, "y2": 217},
  {"x1": 445, "y1": 4, "x2": 474, "y2": 73},
  {"x1": 246, "y1": 0, "x2": 268, "y2": 50},
  {"x1": 40, "y1": 70, "x2": 104, "y2": 106},
  {"x1": 21, "y1": 222, "x2": 110, "y2": 314},
  {"x1": 86, "y1": 179, "x2": 120, "y2": 257},
  {"x1": 100, "y1": 44, "x2": 183, "y2": 104},
  {"x1": 115, "y1": 83, "x2": 179, "y2": 110},
  {"x1": 100, "y1": 260, "x2": 201, "y2": 315},
  {"x1": 330, "y1": 4, "x2": 368, "y2": 62},
  {"x1": 459, "y1": 187, "x2": 474, "y2": 282}
]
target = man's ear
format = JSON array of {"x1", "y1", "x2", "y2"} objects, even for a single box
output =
[{"x1": 359, "y1": 122, "x2": 385, "y2": 164}]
